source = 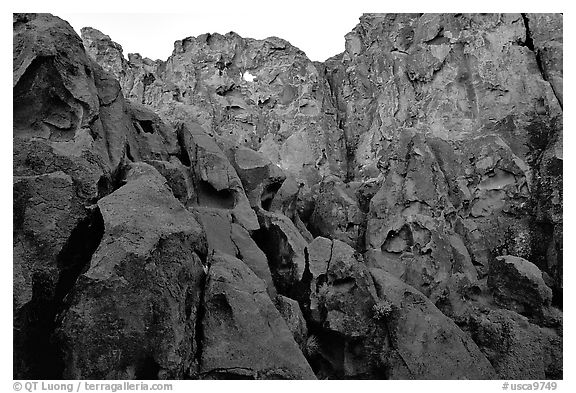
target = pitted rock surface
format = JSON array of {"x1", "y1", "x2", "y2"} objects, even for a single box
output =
[{"x1": 14, "y1": 12, "x2": 562, "y2": 380}]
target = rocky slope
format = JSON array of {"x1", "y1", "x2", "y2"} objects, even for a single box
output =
[{"x1": 14, "y1": 12, "x2": 562, "y2": 380}]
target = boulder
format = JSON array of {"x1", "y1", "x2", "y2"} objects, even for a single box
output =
[
  {"x1": 253, "y1": 210, "x2": 309, "y2": 297},
  {"x1": 370, "y1": 268, "x2": 496, "y2": 379},
  {"x1": 268, "y1": 175, "x2": 300, "y2": 214},
  {"x1": 195, "y1": 207, "x2": 276, "y2": 297},
  {"x1": 178, "y1": 122, "x2": 259, "y2": 230},
  {"x1": 215, "y1": 136, "x2": 286, "y2": 209},
  {"x1": 124, "y1": 101, "x2": 179, "y2": 161},
  {"x1": 200, "y1": 252, "x2": 315, "y2": 379},
  {"x1": 308, "y1": 177, "x2": 365, "y2": 248},
  {"x1": 146, "y1": 158, "x2": 195, "y2": 206},
  {"x1": 466, "y1": 308, "x2": 562, "y2": 379},
  {"x1": 488, "y1": 255, "x2": 553, "y2": 317},
  {"x1": 14, "y1": 13, "x2": 99, "y2": 138},
  {"x1": 306, "y1": 236, "x2": 333, "y2": 279},
  {"x1": 302, "y1": 238, "x2": 387, "y2": 378},
  {"x1": 13, "y1": 172, "x2": 84, "y2": 311},
  {"x1": 268, "y1": 175, "x2": 314, "y2": 242},
  {"x1": 56, "y1": 163, "x2": 207, "y2": 379},
  {"x1": 321, "y1": 240, "x2": 378, "y2": 338},
  {"x1": 274, "y1": 295, "x2": 308, "y2": 353},
  {"x1": 303, "y1": 238, "x2": 495, "y2": 379}
]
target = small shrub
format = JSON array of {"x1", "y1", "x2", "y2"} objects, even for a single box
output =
[
  {"x1": 305, "y1": 334, "x2": 321, "y2": 358},
  {"x1": 372, "y1": 300, "x2": 394, "y2": 321}
]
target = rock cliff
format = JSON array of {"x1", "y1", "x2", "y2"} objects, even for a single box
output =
[{"x1": 14, "y1": 12, "x2": 562, "y2": 379}]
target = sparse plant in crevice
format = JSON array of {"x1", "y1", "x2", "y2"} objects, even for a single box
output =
[
  {"x1": 372, "y1": 300, "x2": 395, "y2": 321},
  {"x1": 316, "y1": 282, "x2": 330, "y2": 303},
  {"x1": 304, "y1": 334, "x2": 321, "y2": 359}
]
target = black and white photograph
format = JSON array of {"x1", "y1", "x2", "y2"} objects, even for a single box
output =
[{"x1": 6, "y1": 0, "x2": 570, "y2": 388}]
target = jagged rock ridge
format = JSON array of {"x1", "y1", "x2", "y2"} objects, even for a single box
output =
[{"x1": 14, "y1": 12, "x2": 562, "y2": 380}]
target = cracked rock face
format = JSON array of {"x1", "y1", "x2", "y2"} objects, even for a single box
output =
[
  {"x1": 81, "y1": 28, "x2": 347, "y2": 186},
  {"x1": 14, "y1": 12, "x2": 562, "y2": 380}
]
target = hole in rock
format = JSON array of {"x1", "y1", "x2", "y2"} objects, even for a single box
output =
[
  {"x1": 242, "y1": 71, "x2": 256, "y2": 82},
  {"x1": 196, "y1": 181, "x2": 235, "y2": 209},
  {"x1": 134, "y1": 120, "x2": 155, "y2": 134},
  {"x1": 382, "y1": 225, "x2": 413, "y2": 254}
]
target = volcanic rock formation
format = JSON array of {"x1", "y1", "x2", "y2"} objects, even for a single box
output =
[{"x1": 14, "y1": 12, "x2": 562, "y2": 380}]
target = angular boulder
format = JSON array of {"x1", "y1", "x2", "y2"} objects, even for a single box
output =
[
  {"x1": 195, "y1": 207, "x2": 276, "y2": 297},
  {"x1": 274, "y1": 295, "x2": 308, "y2": 353},
  {"x1": 215, "y1": 136, "x2": 286, "y2": 209},
  {"x1": 370, "y1": 268, "x2": 496, "y2": 379},
  {"x1": 200, "y1": 252, "x2": 315, "y2": 379},
  {"x1": 467, "y1": 308, "x2": 562, "y2": 379},
  {"x1": 179, "y1": 122, "x2": 259, "y2": 230},
  {"x1": 56, "y1": 163, "x2": 207, "y2": 379},
  {"x1": 308, "y1": 177, "x2": 365, "y2": 248},
  {"x1": 303, "y1": 238, "x2": 386, "y2": 378},
  {"x1": 488, "y1": 255, "x2": 553, "y2": 317},
  {"x1": 146, "y1": 158, "x2": 196, "y2": 206}
]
